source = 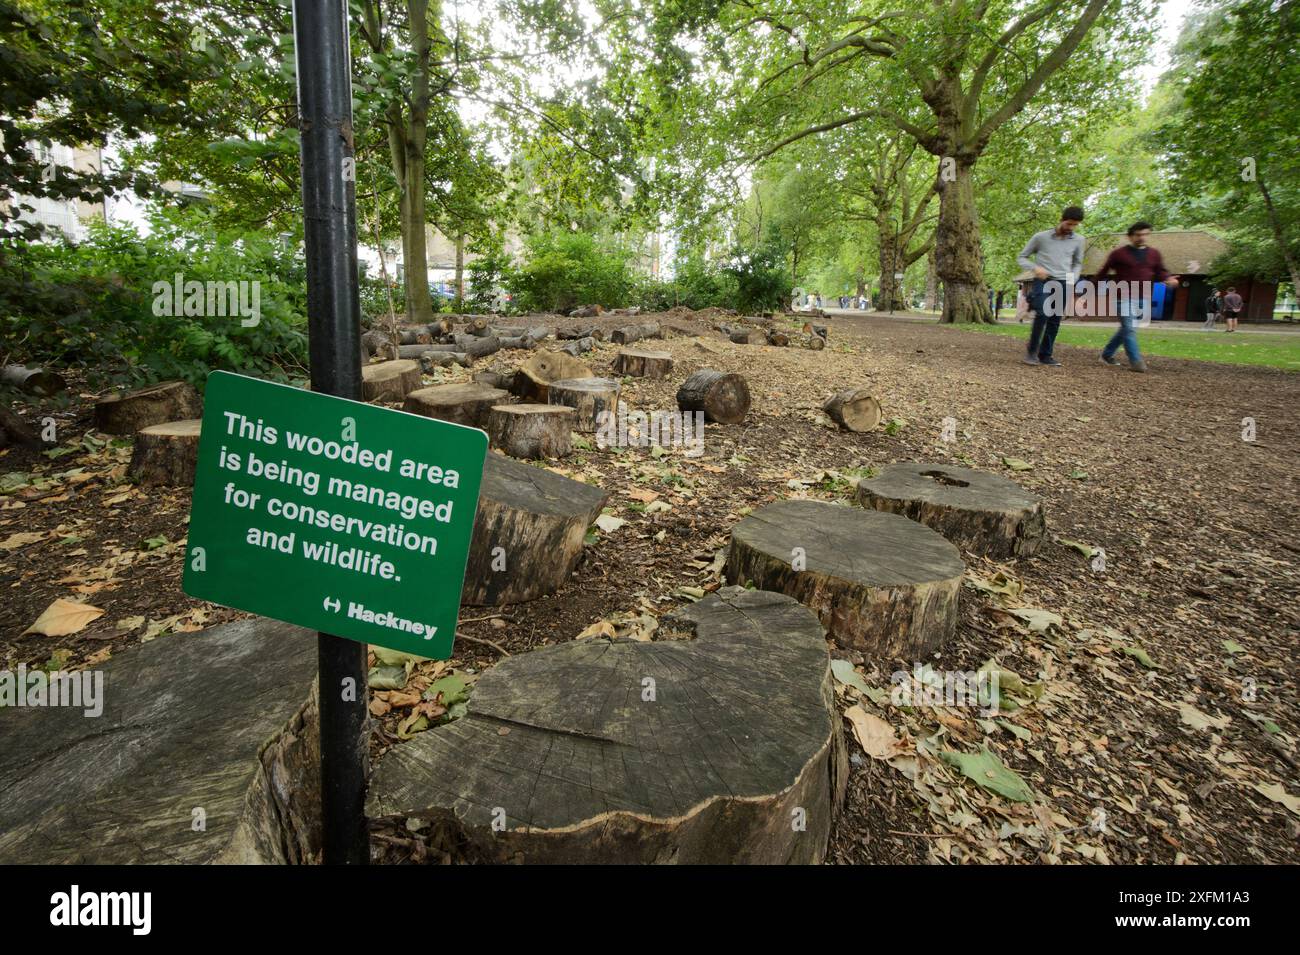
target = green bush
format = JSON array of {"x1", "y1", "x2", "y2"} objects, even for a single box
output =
[
  {"x1": 506, "y1": 232, "x2": 634, "y2": 313},
  {"x1": 0, "y1": 209, "x2": 308, "y2": 389}
]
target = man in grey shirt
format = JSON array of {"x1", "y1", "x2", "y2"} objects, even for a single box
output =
[{"x1": 1017, "y1": 205, "x2": 1086, "y2": 365}]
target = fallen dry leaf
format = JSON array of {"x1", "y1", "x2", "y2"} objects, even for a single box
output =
[{"x1": 22, "y1": 598, "x2": 105, "y2": 637}]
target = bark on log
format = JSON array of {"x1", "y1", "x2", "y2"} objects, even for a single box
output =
[
  {"x1": 367, "y1": 587, "x2": 847, "y2": 864},
  {"x1": 421, "y1": 352, "x2": 472, "y2": 369},
  {"x1": 855, "y1": 463, "x2": 1046, "y2": 558},
  {"x1": 557, "y1": 337, "x2": 595, "y2": 357},
  {"x1": 823, "y1": 389, "x2": 882, "y2": 432},
  {"x1": 511, "y1": 351, "x2": 593, "y2": 402},
  {"x1": 729, "y1": 329, "x2": 760, "y2": 345},
  {"x1": 362, "y1": 329, "x2": 393, "y2": 357},
  {"x1": 675, "y1": 369, "x2": 751, "y2": 425},
  {"x1": 613, "y1": 348, "x2": 673, "y2": 379},
  {"x1": 473, "y1": 370, "x2": 515, "y2": 391},
  {"x1": 0, "y1": 403, "x2": 45, "y2": 450},
  {"x1": 611, "y1": 321, "x2": 661, "y2": 345},
  {"x1": 547, "y1": 377, "x2": 620, "y2": 432},
  {"x1": 726, "y1": 499, "x2": 964, "y2": 658},
  {"x1": 452, "y1": 334, "x2": 502, "y2": 359},
  {"x1": 0, "y1": 619, "x2": 320, "y2": 864},
  {"x1": 489, "y1": 325, "x2": 526, "y2": 338},
  {"x1": 362, "y1": 360, "x2": 423, "y2": 402},
  {"x1": 569, "y1": 304, "x2": 603, "y2": 318},
  {"x1": 496, "y1": 336, "x2": 533, "y2": 351},
  {"x1": 94, "y1": 380, "x2": 203, "y2": 435},
  {"x1": 1, "y1": 364, "x2": 66, "y2": 397},
  {"x1": 403, "y1": 383, "x2": 510, "y2": 429},
  {"x1": 429, "y1": 318, "x2": 455, "y2": 337},
  {"x1": 488, "y1": 404, "x2": 575, "y2": 459},
  {"x1": 802, "y1": 333, "x2": 826, "y2": 351},
  {"x1": 557, "y1": 325, "x2": 596, "y2": 340},
  {"x1": 765, "y1": 330, "x2": 790, "y2": 347},
  {"x1": 466, "y1": 316, "x2": 490, "y2": 336},
  {"x1": 128, "y1": 419, "x2": 202, "y2": 486},
  {"x1": 523, "y1": 325, "x2": 553, "y2": 345},
  {"x1": 398, "y1": 327, "x2": 433, "y2": 345},
  {"x1": 802, "y1": 322, "x2": 829, "y2": 339}
]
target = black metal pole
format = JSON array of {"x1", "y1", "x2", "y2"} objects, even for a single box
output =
[{"x1": 291, "y1": 0, "x2": 369, "y2": 865}]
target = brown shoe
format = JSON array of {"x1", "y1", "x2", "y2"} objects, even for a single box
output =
[{"x1": 1129, "y1": 360, "x2": 1148, "y2": 373}]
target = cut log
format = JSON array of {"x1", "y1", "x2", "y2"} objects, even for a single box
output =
[
  {"x1": 473, "y1": 370, "x2": 515, "y2": 391},
  {"x1": 823, "y1": 388, "x2": 882, "y2": 432},
  {"x1": 569, "y1": 304, "x2": 603, "y2": 318},
  {"x1": 0, "y1": 403, "x2": 45, "y2": 450},
  {"x1": 488, "y1": 404, "x2": 575, "y2": 459},
  {"x1": 611, "y1": 321, "x2": 661, "y2": 345},
  {"x1": 676, "y1": 369, "x2": 751, "y2": 425},
  {"x1": 557, "y1": 337, "x2": 595, "y2": 358},
  {"x1": 765, "y1": 329, "x2": 790, "y2": 347},
  {"x1": 729, "y1": 328, "x2": 760, "y2": 345},
  {"x1": 463, "y1": 452, "x2": 608, "y2": 605},
  {"x1": 489, "y1": 325, "x2": 526, "y2": 338},
  {"x1": 128, "y1": 419, "x2": 202, "y2": 486},
  {"x1": 547, "y1": 377, "x2": 620, "y2": 432},
  {"x1": 523, "y1": 324, "x2": 553, "y2": 345},
  {"x1": 557, "y1": 325, "x2": 596, "y2": 340},
  {"x1": 801, "y1": 322, "x2": 829, "y2": 339},
  {"x1": 452, "y1": 334, "x2": 502, "y2": 359},
  {"x1": 421, "y1": 352, "x2": 472, "y2": 370},
  {"x1": 466, "y1": 316, "x2": 491, "y2": 336},
  {"x1": 94, "y1": 380, "x2": 203, "y2": 435},
  {"x1": 0, "y1": 619, "x2": 319, "y2": 864},
  {"x1": 398, "y1": 327, "x2": 433, "y2": 345},
  {"x1": 403, "y1": 383, "x2": 510, "y2": 429},
  {"x1": 398, "y1": 343, "x2": 453, "y2": 359},
  {"x1": 802, "y1": 333, "x2": 826, "y2": 350},
  {"x1": 496, "y1": 336, "x2": 533, "y2": 351},
  {"x1": 367, "y1": 587, "x2": 847, "y2": 864},
  {"x1": 726, "y1": 499, "x2": 964, "y2": 658},
  {"x1": 511, "y1": 351, "x2": 593, "y2": 402},
  {"x1": 613, "y1": 348, "x2": 673, "y2": 379},
  {"x1": 429, "y1": 317, "x2": 455, "y2": 337},
  {"x1": 362, "y1": 328, "x2": 393, "y2": 357},
  {"x1": 362, "y1": 359, "x2": 423, "y2": 402},
  {"x1": 855, "y1": 463, "x2": 1046, "y2": 558},
  {"x1": 1, "y1": 364, "x2": 66, "y2": 396}
]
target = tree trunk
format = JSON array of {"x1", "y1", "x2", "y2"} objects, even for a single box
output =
[
  {"x1": 454, "y1": 232, "x2": 466, "y2": 303},
  {"x1": 1257, "y1": 176, "x2": 1300, "y2": 302},
  {"x1": 875, "y1": 208, "x2": 905, "y2": 312},
  {"x1": 399, "y1": 159, "x2": 434, "y2": 325},
  {"x1": 925, "y1": 248, "x2": 938, "y2": 312},
  {"x1": 935, "y1": 162, "x2": 991, "y2": 324}
]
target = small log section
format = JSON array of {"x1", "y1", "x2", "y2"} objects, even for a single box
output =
[
  {"x1": 463, "y1": 452, "x2": 609, "y2": 605},
  {"x1": 0, "y1": 619, "x2": 320, "y2": 863},
  {"x1": 0, "y1": 404, "x2": 44, "y2": 450},
  {"x1": 511, "y1": 350, "x2": 592, "y2": 402},
  {"x1": 362, "y1": 359, "x2": 423, "y2": 402},
  {"x1": 488, "y1": 404, "x2": 575, "y2": 459},
  {"x1": 726, "y1": 499, "x2": 964, "y2": 658},
  {"x1": 128, "y1": 419, "x2": 202, "y2": 486},
  {"x1": 403, "y1": 383, "x2": 510, "y2": 430},
  {"x1": 367, "y1": 587, "x2": 848, "y2": 863},
  {"x1": 1, "y1": 364, "x2": 66, "y2": 397},
  {"x1": 610, "y1": 321, "x2": 660, "y2": 345},
  {"x1": 676, "y1": 368, "x2": 751, "y2": 425},
  {"x1": 613, "y1": 348, "x2": 673, "y2": 379},
  {"x1": 547, "y1": 377, "x2": 620, "y2": 432},
  {"x1": 94, "y1": 380, "x2": 202, "y2": 435},
  {"x1": 855, "y1": 463, "x2": 1046, "y2": 559},
  {"x1": 823, "y1": 388, "x2": 882, "y2": 432}
]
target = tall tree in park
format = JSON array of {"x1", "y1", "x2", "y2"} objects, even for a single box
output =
[{"x1": 624, "y1": 0, "x2": 1148, "y2": 322}]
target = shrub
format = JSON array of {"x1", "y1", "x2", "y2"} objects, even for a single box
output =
[{"x1": 506, "y1": 232, "x2": 634, "y2": 313}]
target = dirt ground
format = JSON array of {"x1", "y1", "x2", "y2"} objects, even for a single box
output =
[{"x1": 3, "y1": 309, "x2": 1297, "y2": 864}]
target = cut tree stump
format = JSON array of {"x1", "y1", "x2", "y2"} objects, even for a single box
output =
[
  {"x1": 367, "y1": 587, "x2": 847, "y2": 863},
  {"x1": 488, "y1": 404, "x2": 575, "y2": 459},
  {"x1": 463, "y1": 452, "x2": 608, "y2": 605},
  {"x1": 0, "y1": 618, "x2": 319, "y2": 864},
  {"x1": 823, "y1": 388, "x2": 882, "y2": 432},
  {"x1": 676, "y1": 368, "x2": 751, "y2": 425},
  {"x1": 94, "y1": 380, "x2": 203, "y2": 435},
  {"x1": 403, "y1": 383, "x2": 510, "y2": 429},
  {"x1": 511, "y1": 350, "x2": 593, "y2": 402},
  {"x1": 855, "y1": 463, "x2": 1046, "y2": 558},
  {"x1": 613, "y1": 348, "x2": 673, "y2": 379},
  {"x1": 362, "y1": 359, "x2": 423, "y2": 402},
  {"x1": 128, "y1": 419, "x2": 202, "y2": 486},
  {"x1": 726, "y1": 499, "x2": 964, "y2": 658},
  {"x1": 547, "y1": 377, "x2": 620, "y2": 432}
]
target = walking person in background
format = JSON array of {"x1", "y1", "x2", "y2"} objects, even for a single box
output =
[
  {"x1": 1017, "y1": 205, "x2": 1086, "y2": 366},
  {"x1": 1222, "y1": 287, "x2": 1244, "y2": 331},
  {"x1": 1096, "y1": 221, "x2": 1179, "y2": 373},
  {"x1": 1203, "y1": 288, "x2": 1222, "y2": 330},
  {"x1": 1014, "y1": 283, "x2": 1031, "y2": 323}
]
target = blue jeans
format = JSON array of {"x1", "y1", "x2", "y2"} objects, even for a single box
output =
[
  {"x1": 1026, "y1": 279, "x2": 1065, "y2": 360},
  {"x1": 1103, "y1": 300, "x2": 1145, "y2": 364}
]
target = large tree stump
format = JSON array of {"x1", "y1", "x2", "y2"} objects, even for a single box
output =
[
  {"x1": 403, "y1": 383, "x2": 510, "y2": 429},
  {"x1": 547, "y1": 377, "x2": 620, "y2": 432},
  {"x1": 676, "y1": 369, "x2": 751, "y2": 425},
  {"x1": 726, "y1": 499, "x2": 964, "y2": 658},
  {"x1": 463, "y1": 452, "x2": 608, "y2": 605},
  {"x1": 823, "y1": 388, "x2": 882, "y2": 432},
  {"x1": 362, "y1": 359, "x2": 423, "y2": 402},
  {"x1": 855, "y1": 463, "x2": 1046, "y2": 558},
  {"x1": 613, "y1": 348, "x2": 673, "y2": 379},
  {"x1": 94, "y1": 380, "x2": 202, "y2": 435},
  {"x1": 488, "y1": 404, "x2": 575, "y2": 459},
  {"x1": 511, "y1": 351, "x2": 593, "y2": 402},
  {"x1": 0, "y1": 619, "x2": 319, "y2": 864},
  {"x1": 128, "y1": 419, "x2": 202, "y2": 486},
  {"x1": 367, "y1": 587, "x2": 847, "y2": 863}
]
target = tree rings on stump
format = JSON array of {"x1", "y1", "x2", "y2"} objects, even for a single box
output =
[
  {"x1": 823, "y1": 388, "x2": 882, "y2": 432},
  {"x1": 462, "y1": 452, "x2": 609, "y2": 605},
  {"x1": 128, "y1": 419, "x2": 202, "y2": 486},
  {"x1": 512, "y1": 350, "x2": 593, "y2": 402},
  {"x1": 488, "y1": 404, "x2": 575, "y2": 459},
  {"x1": 613, "y1": 348, "x2": 673, "y2": 379},
  {"x1": 726, "y1": 499, "x2": 963, "y2": 659},
  {"x1": 367, "y1": 587, "x2": 847, "y2": 863},
  {"x1": 676, "y1": 368, "x2": 751, "y2": 424},
  {"x1": 94, "y1": 380, "x2": 202, "y2": 435},
  {"x1": 362, "y1": 359, "x2": 423, "y2": 402},
  {"x1": 855, "y1": 463, "x2": 1045, "y2": 558},
  {"x1": 404, "y1": 383, "x2": 510, "y2": 429},
  {"x1": 547, "y1": 377, "x2": 620, "y2": 432}
]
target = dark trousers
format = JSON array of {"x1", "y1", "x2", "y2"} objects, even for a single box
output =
[{"x1": 1026, "y1": 279, "x2": 1065, "y2": 360}]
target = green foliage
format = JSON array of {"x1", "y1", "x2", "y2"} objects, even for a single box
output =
[
  {"x1": 0, "y1": 209, "x2": 308, "y2": 389},
  {"x1": 505, "y1": 231, "x2": 635, "y2": 312}
]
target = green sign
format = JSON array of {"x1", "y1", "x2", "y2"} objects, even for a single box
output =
[{"x1": 183, "y1": 370, "x2": 487, "y2": 658}]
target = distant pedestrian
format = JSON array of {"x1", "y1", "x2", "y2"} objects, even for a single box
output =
[
  {"x1": 1017, "y1": 205, "x2": 1086, "y2": 366},
  {"x1": 1222, "y1": 287, "x2": 1243, "y2": 331},
  {"x1": 1095, "y1": 221, "x2": 1179, "y2": 373},
  {"x1": 1203, "y1": 288, "x2": 1222, "y2": 330},
  {"x1": 1014, "y1": 283, "x2": 1030, "y2": 323}
]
